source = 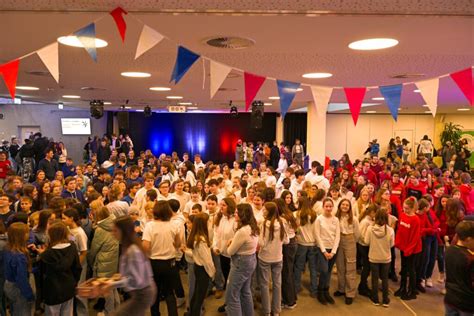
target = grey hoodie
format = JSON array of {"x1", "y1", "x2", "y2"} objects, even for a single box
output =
[{"x1": 364, "y1": 224, "x2": 394, "y2": 264}]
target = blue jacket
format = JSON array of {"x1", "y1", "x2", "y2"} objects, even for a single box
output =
[
  {"x1": 61, "y1": 189, "x2": 85, "y2": 203},
  {"x1": 4, "y1": 250, "x2": 34, "y2": 301}
]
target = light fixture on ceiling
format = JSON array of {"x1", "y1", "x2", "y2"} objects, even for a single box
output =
[
  {"x1": 178, "y1": 102, "x2": 193, "y2": 105},
  {"x1": 398, "y1": 108, "x2": 402, "y2": 111},
  {"x1": 58, "y1": 102, "x2": 64, "y2": 110},
  {"x1": 103, "y1": 102, "x2": 112, "y2": 105},
  {"x1": 124, "y1": 106, "x2": 132, "y2": 109},
  {"x1": 62, "y1": 95, "x2": 81, "y2": 99},
  {"x1": 16, "y1": 86, "x2": 40, "y2": 91},
  {"x1": 269, "y1": 96, "x2": 280, "y2": 100},
  {"x1": 422, "y1": 104, "x2": 430, "y2": 107},
  {"x1": 302, "y1": 72, "x2": 333, "y2": 79},
  {"x1": 424, "y1": 111, "x2": 432, "y2": 114},
  {"x1": 263, "y1": 103, "x2": 272, "y2": 106},
  {"x1": 150, "y1": 87, "x2": 171, "y2": 91},
  {"x1": 166, "y1": 96, "x2": 183, "y2": 99},
  {"x1": 348, "y1": 38, "x2": 399, "y2": 50},
  {"x1": 457, "y1": 108, "x2": 471, "y2": 111},
  {"x1": 296, "y1": 88, "x2": 303, "y2": 91},
  {"x1": 372, "y1": 97, "x2": 384, "y2": 101},
  {"x1": 366, "y1": 110, "x2": 377, "y2": 114},
  {"x1": 187, "y1": 106, "x2": 199, "y2": 110},
  {"x1": 414, "y1": 89, "x2": 421, "y2": 93},
  {"x1": 58, "y1": 36, "x2": 108, "y2": 48},
  {"x1": 121, "y1": 72, "x2": 151, "y2": 78}
]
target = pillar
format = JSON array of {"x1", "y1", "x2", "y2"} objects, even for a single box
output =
[
  {"x1": 433, "y1": 114, "x2": 445, "y2": 148},
  {"x1": 306, "y1": 101, "x2": 327, "y2": 164},
  {"x1": 276, "y1": 114, "x2": 284, "y2": 144}
]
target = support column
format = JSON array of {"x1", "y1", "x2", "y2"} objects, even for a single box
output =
[
  {"x1": 276, "y1": 114, "x2": 284, "y2": 144},
  {"x1": 433, "y1": 114, "x2": 445, "y2": 148},
  {"x1": 306, "y1": 101, "x2": 327, "y2": 164}
]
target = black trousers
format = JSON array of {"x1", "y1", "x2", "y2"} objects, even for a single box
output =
[
  {"x1": 358, "y1": 244, "x2": 370, "y2": 290},
  {"x1": 220, "y1": 255, "x2": 231, "y2": 289},
  {"x1": 172, "y1": 265, "x2": 185, "y2": 298},
  {"x1": 370, "y1": 262, "x2": 390, "y2": 302},
  {"x1": 150, "y1": 259, "x2": 178, "y2": 316},
  {"x1": 282, "y1": 238, "x2": 297, "y2": 305},
  {"x1": 389, "y1": 246, "x2": 396, "y2": 277},
  {"x1": 190, "y1": 264, "x2": 210, "y2": 316},
  {"x1": 400, "y1": 253, "x2": 417, "y2": 293}
]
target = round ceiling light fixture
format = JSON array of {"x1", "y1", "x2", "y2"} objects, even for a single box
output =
[
  {"x1": 58, "y1": 36, "x2": 108, "y2": 48},
  {"x1": 372, "y1": 97, "x2": 385, "y2": 101},
  {"x1": 366, "y1": 110, "x2": 377, "y2": 113},
  {"x1": 166, "y1": 96, "x2": 183, "y2": 99},
  {"x1": 149, "y1": 86, "x2": 171, "y2": 91},
  {"x1": 302, "y1": 72, "x2": 333, "y2": 79},
  {"x1": 121, "y1": 72, "x2": 151, "y2": 78},
  {"x1": 457, "y1": 108, "x2": 471, "y2": 111},
  {"x1": 348, "y1": 38, "x2": 398, "y2": 50},
  {"x1": 62, "y1": 95, "x2": 81, "y2": 99},
  {"x1": 16, "y1": 86, "x2": 40, "y2": 91},
  {"x1": 268, "y1": 96, "x2": 280, "y2": 100}
]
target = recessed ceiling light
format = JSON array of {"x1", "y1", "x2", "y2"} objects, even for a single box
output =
[
  {"x1": 348, "y1": 38, "x2": 399, "y2": 50},
  {"x1": 296, "y1": 88, "x2": 303, "y2": 91},
  {"x1": 187, "y1": 106, "x2": 199, "y2": 110},
  {"x1": 269, "y1": 96, "x2": 280, "y2": 100},
  {"x1": 398, "y1": 108, "x2": 402, "y2": 110},
  {"x1": 422, "y1": 104, "x2": 430, "y2": 107},
  {"x1": 103, "y1": 102, "x2": 112, "y2": 105},
  {"x1": 372, "y1": 97, "x2": 384, "y2": 101},
  {"x1": 135, "y1": 109, "x2": 144, "y2": 112},
  {"x1": 178, "y1": 102, "x2": 193, "y2": 105},
  {"x1": 58, "y1": 36, "x2": 108, "y2": 48},
  {"x1": 424, "y1": 110, "x2": 432, "y2": 113},
  {"x1": 16, "y1": 86, "x2": 40, "y2": 91},
  {"x1": 166, "y1": 96, "x2": 183, "y2": 99},
  {"x1": 263, "y1": 102, "x2": 272, "y2": 106},
  {"x1": 302, "y1": 72, "x2": 333, "y2": 79},
  {"x1": 366, "y1": 110, "x2": 377, "y2": 113},
  {"x1": 121, "y1": 72, "x2": 151, "y2": 78},
  {"x1": 124, "y1": 106, "x2": 132, "y2": 109},
  {"x1": 457, "y1": 108, "x2": 471, "y2": 111},
  {"x1": 414, "y1": 89, "x2": 421, "y2": 93},
  {"x1": 62, "y1": 95, "x2": 80, "y2": 99},
  {"x1": 149, "y1": 87, "x2": 171, "y2": 91}
]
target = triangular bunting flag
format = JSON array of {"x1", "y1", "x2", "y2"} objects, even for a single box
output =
[
  {"x1": 310, "y1": 86, "x2": 333, "y2": 115},
  {"x1": 210, "y1": 60, "x2": 232, "y2": 98},
  {"x1": 379, "y1": 84, "x2": 403, "y2": 121},
  {"x1": 244, "y1": 72, "x2": 266, "y2": 112},
  {"x1": 277, "y1": 80, "x2": 301, "y2": 118},
  {"x1": 135, "y1": 25, "x2": 164, "y2": 59},
  {"x1": 416, "y1": 78, "x2": 439, "y2": 117},
  {"x1": 74, "y1": 23, "x2": 97, "y2": 62},
  {"x1": 344, "y1": 87, "x2": 366, "y2": 125},
  {"x1": 450, "y1": 68, "x2": 473, "y2": 106},
  {"x1": 170, "y1": 46, "x2": 200, "y2": 84},
  {"x1": 110, "y1": 7, "x2": 128, "y2": 43},
  {"x1": 0, "y1": 59, "x2": 20, "y2": 99},
  {"x1": 37, "y1": 42, "x2": 59, "y2": 83}
]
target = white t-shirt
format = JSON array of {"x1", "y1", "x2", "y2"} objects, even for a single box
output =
[
  {"x1": 143, "y1": 220, "x2": 181, "y2": 260},
  {"x1": 265, "y1": 175, "x2": 277, "y2": 188},
  {"x1": 183, "y1": 200, "x2": 207, "y2": 215},
  {"x1": 230, "y1": 168, "x2": 244, "y2": 180},
  {"x1": 173, "y1": 191, "x2": 191, "y2": 212},
  {"x1": 70, "y1": 226, "x2": 88, "y2": 254}
]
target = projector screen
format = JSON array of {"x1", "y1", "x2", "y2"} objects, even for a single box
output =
[{"x1": 61, "y1": 118, "x2": 91, "y2": 135}]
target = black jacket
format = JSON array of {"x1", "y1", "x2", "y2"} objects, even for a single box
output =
[
  {"x1": 39, "y1": 242, "x2": 82, "y2": 305},
  {"x1": 37, "y1": 158, "x2": 59, "y2": 180},
  {"x1": 97, "y1": 146, "x2": 111, "y2": 165},
  {"x1": 33, "y1": 137, "x2": 49, "y2": 162}
]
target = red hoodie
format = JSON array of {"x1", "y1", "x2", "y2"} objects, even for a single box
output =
[
  {"x1": 405, "y1": 182, "x2": 427, "y2": 200},
  {"x1": 416, "y1": 211, "x2": 439, "y2": 237},
  {"x1": 395, "y1": 212, "x2": 422, "y2": 256},
  {"x1": 459, "y1": 184, "x2": 474, "y2": 215},
  {"x1": 390, "y1": 181, "x2": 405, "y2": 214}
]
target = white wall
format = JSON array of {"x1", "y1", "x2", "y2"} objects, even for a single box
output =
[
  {"x1": 0, "y1": 104, "x2": 107, "y2": 162},
  {"x1": 325, "y1": 114, "x2": 474, "y2": 160}
]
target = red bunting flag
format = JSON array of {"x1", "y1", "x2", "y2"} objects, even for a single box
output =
[
  {"x1": 244, "y1": 72, "x2": 266, "y2": 112},
  {"x1": 344, "y1": 87, "x2": 366, "y2": 125},
  {"x1": 110, "y1": 7, "x2": 128, "y2": 42},
  {"x1": 0, "y1": 59, "x2": 20, "y2": 99},
  {"x1": 450, "y1": 68, "x2": 473, "y2": 106}
]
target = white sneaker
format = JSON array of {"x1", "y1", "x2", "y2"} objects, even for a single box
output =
[
  {"x1": 177, "y1": 297, "x2": 186, "y2": 307},
  {"x1": 426, "y1": 278, "x2": 433, "y2": 288},
  {"x1": 438, "y1": 273, "x2": 445, "y2": 283}
]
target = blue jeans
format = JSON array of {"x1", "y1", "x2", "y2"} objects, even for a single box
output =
[
  {"x1": 211, "y1": 253, "x2": 225, "y2": 291},
  {"x1": 187, "y1": 262, "x2": 195, "y2": 309},
  {"x1": 294, "y1": 245, "x2": 318, "y2": 295},
  {"x1": 4, "y1": 280, "x2": 33, "y2": 316},
  {"x1": 445, "y1": 303, "x2": 472, "y2": 316},
  {"x1": 225, "y1": 254, "x2": 256, "y2": 316},
  {"x1": 437, "y1": 245, "x2": 445, "y2": 273},
  {"x1": 45, "y1": 298, "x2": 73, "y2": 316},
  {"x1": 421, "y1": 235, "x2": 438, "y2": 280},
  {"x1": 258, "y1": 259, "x2": 282, "y2": 315},
  {"x1": 317, "y1": 248, "x2": 337, "y2": 288}
]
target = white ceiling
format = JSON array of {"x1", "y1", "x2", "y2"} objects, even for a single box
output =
[{"x1": 0, "y1": 0, "x2": 473, "y2": 114}]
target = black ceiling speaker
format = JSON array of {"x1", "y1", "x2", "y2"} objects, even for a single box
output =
[
  {"x1": 251, "y1": 100, "x2": 264, "y2": 129},
  {"x1": 144, "y1": 106, "x2": 152, "y2": 117},
  {"x1": 90, "y1": 100, "x2": 104, "y2": 119}
]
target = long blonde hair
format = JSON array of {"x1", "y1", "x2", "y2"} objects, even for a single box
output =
[{"x1": 7, "y1": 222, "x2": 31, "y2": 269}]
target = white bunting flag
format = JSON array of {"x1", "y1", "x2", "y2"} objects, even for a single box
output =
[
  {"x1": 135, "y1": 25, "x2": 164, "y2": 59},
  {"x1": 310, "y1": 85, "x2": 333, "y2": 116},
  {"x1": 37, "y1": 42, "x2": 59, "y2": 83},
  {"x1": 210, "y1": 60, "x2": 232, "y2": 98},
  {"x1": 416, "y1": 78, "x2": 439, "y2": 117}
]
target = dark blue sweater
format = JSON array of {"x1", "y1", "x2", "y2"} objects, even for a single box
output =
[{"x1": 4, "y1": 250, "x2": 34, "y2": 301}]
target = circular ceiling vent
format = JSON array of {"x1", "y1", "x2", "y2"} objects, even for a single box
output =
[
  {"x1": 204, "y1": 36, "x2": 255, "y2": 49},
  {"x1": 26, "y1": 70, "x2": 52, "y2": 77}
]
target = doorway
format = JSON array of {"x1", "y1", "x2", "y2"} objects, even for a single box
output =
[{"x1": 18, "y1": 126, "x2": 41, "y2": 145}]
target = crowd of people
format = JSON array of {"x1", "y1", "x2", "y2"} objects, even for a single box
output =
[{"x1": 0, "y1": 132, "x2": 472, "y2": 316}]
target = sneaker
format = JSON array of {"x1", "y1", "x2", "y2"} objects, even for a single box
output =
[
  {"x1": 382, "y1": 298, "x2": 390, "y2": 308},
  {"x1": 333, "y1": 291, "x2": 345, "y2": 297},
  {"x1": 371, "y1": 298, "x2": 380, "y2": 306},
  {"x1": 401, "y1": 292, "x2": 417, "y2": 301},
  {"x1": 345, "y1": 297, "x2": 353, "y2": 305},
  {"x1": 176, "y1": 297, "x2": 186, "y2": 307},
  {"x1": 438, "y1": 273, "x2": 445, "y2": 283},
  {"x1": 283, "y1": 303, "x2": 297, "y2": 310},
  {"x1": 416, "y1": 283, "x2": 426, "y2": 293},
  {"x1": 426, "y1": 278, "x2": 433, "y2": 288},
  {"x1": 214, "y1": 290, "x2": 224, "y2": 299}
]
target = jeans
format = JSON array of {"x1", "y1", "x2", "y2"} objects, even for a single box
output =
[
  {"x1": 45, "y1": 298, "x2": 74, "y2": 316},
  {"x1": 211, "y1": 253, "x2": 225, "y2": 291},
  {"x1": 370, "y1": 263, "x2": 390, "y2": 303},
  {"x1": 225, "y1": 254, "x2": 256, "y2": 316},
  {"x1": 75, "y1": 262, "x2": 88, "y2": 316},
  {"x1": 420, "y1": 235, "x2": 438, "y2": 280},
  {"x1": 445, "y1": 303, "x2": 473, "y2": 316},
  {"x1": 190, "y1": 265, "x2": 210, "y2": 316},
  {"x1": 104, "y1": 289, "x2": 120, "y2": 315},
  {"x1": 317, "y1": 248, "x2": 337, "y2": 288},
  {"x1": 357, "y1": 244, "x2": 370, "y2": 290},
  {"x1": 114, "y1": 285, "x2": 156, "y2": 316},
  {"x1": 258, "y1": 259, "x2": 282, "y2": 315},
  {"x1": 294, "y1": 244, "x2": 318, "y2": 295},
  {"x1": 437, "y1": 245, "x2": 445, "y2": 273},
  {"x1": 150, "y1": 259, "x2": 178, "y2": 316},
  {"x1": 4, "y1": 280, "x2": 33, "y2": 316},
  {"x1": 187, "y1": 262, "x2": 195, "y2": 308},
  {"x1": 281, "y1": 238, "x2": 297, "y2": 306}
]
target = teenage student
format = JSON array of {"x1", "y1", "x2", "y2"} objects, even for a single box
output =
[{"x1": 357, "y1": 204, "x2": 377, "y2": 296}]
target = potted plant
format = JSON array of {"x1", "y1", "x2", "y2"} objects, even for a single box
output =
[{"x1": 440, "y1": 122, "x2": 463, "y2": 150}]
